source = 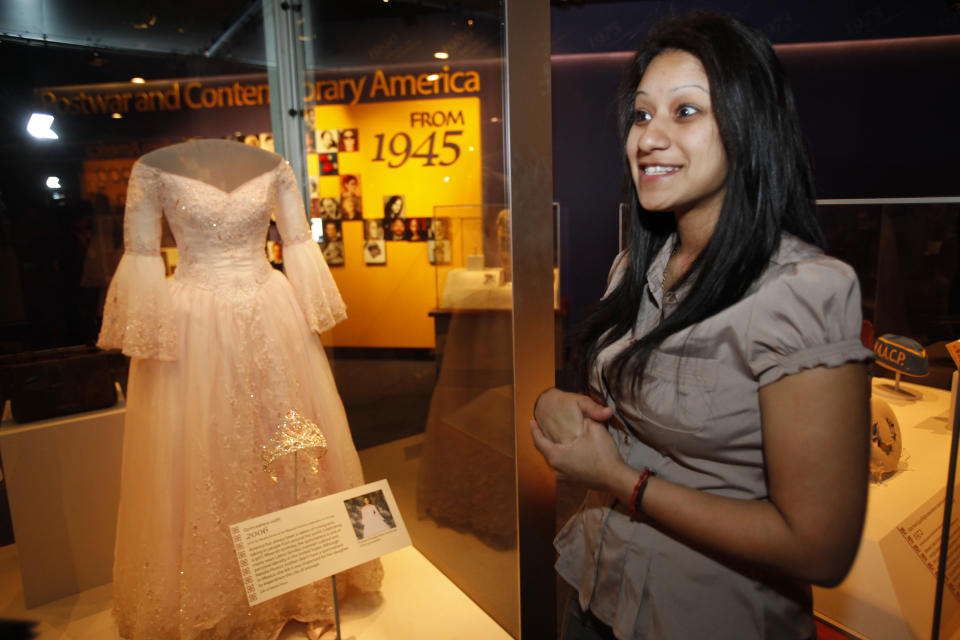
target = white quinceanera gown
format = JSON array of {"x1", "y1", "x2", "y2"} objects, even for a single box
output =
[
  {"x1": 360, "y1": 504, "x2": 392, "y2": 538},
  {"x1": 98, "y1": 144, "x2": 382, "y2": 640}
]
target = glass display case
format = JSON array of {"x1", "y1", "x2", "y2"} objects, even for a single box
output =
[
  {"x1": 809, "y1": 202, "x2": 960, "y2": 639},
  {"x1": 0, "y1": 1, "x2": 560, "y2": 638}
]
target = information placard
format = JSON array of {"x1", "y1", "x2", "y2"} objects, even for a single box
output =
[
  {"x1": 230, "y1": 479, "x2": 410, "y2": 606},
  {"x1": 879, "y1": 484, "x2": 960, "y2": 638}
]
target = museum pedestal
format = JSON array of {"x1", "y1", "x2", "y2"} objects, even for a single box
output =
[{"x1": 0, "y1": 399, "x2": 124, "y2": 608}]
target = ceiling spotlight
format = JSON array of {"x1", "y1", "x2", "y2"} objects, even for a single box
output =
[
  {"x1": 27, "y1": 113, "x2": 59, "y2": 140},
  {"x1": 111, "y1": 113, "x2": 123, "y2": 119},
  {"x1": 131, "y1": 77, "x2": 145, "y2": 84},
  {"x1": 434, "y1": 51, "x2": 449, "y2": 60},
  {"x1": 46, "y1": 176, "x2": 62, "y2": 189}
]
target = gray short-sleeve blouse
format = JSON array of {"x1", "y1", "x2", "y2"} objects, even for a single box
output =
[{"x1": 555, "y1": 233, "x2": 874, "y2": 640}]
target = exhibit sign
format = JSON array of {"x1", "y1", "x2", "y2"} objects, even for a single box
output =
[
  {"x1": 230, "y1": 479, "x2": 410, "y2": 606},
  {"x1": 304, "y1": 95, "x2": 484, "y2": 348},
  {"x1": 307, "y1": 95, "x2": 482, "y2": 223}
]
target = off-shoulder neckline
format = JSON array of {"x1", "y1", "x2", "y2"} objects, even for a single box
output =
[{"x1": 136, "y1": 158, "x2": 287, "y2": 196}]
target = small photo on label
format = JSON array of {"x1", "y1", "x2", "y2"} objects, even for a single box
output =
[{"x1": 345, "y1": 490, "x2": 396, "y2": 540}]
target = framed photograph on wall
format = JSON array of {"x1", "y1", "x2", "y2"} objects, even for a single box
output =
[
  {"x1": 364, "y1": 240, "x2": 386, "y2": 265},
  {"x1": 428, "y1": 239, "x2": 451, "y2": 265}
]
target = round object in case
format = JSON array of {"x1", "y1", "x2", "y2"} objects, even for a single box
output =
[{"x1": 870, "y1": 396, "x2": 902, "y2": 481}]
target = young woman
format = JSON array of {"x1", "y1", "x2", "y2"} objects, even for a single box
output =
[
  {"x1": 532, "y1": 12, "x2": 872, "y2": 639},
  {"x1": 383, "y1": 195, "x2": 404, "y2": 220}
]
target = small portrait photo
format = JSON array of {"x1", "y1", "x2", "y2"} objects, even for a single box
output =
[
  {"x1": 316, "y1": 129, "x2": 339, "y2": 153},
  {"x1": 428, "y1": 239, "x2": 451, "y2": 265},
  {"x1": 305, "y1": 130, "x2": 316, "y2": 154},
  {"x1": 406, "y1": 217, "x2": 429, "y2": 242},
  {"x1": 309, "y1": 175, "x2": 319, "y2": 200},
  {"x1": 385, "y1": 216, "x2": 410, "y2": 241},
  {"x1": 340, "y1": 194, "x2": 362, "y2": 220},
  {"x1": 322, "y1": 240, "x2": 344, "y2": 266},
  {"x1": 364, "y1": 240, "x2": 387, "y2": 265},
  {"x1": 318, "y1": 153, "x2": 338, "y2": 176},
  {"x1": 322, "y1": 219, "x2": 342, "y2": 244},
  {"x1": 319, "y1": 196, "x2": 341, "y2": 220},
  {"x1": 310, "y1": 198, "x2": 322, "y2": 219},
  {"x1": 340, "y1": 174, "x2": 361, "y2": 198},
  {"x1": 338, "y1": 128, "x2": 359, "y2": 153},
  {"x1": 383, "y1": 195, "x2": 405, "y2": 220},
  {"x1": 428, "y1": 217, "x2": 451, "y2": 241},
  {"x1": 258, "y1": 132, "x2": 275, "y2": 152},
  {"x1": 364, "y1": 218, "x2": 384, "y2": 241},
  {"x1": 345, "y1": 490, "x2": 396, "y2": 540}
]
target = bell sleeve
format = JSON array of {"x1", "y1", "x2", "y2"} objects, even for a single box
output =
[
  {"x1": 273, "y1": 161, "x2": 347, "y2": 334},
  {"x1": 96, "y1": 161, "x2": 177, "y2": 361},
  {"x1": 747, "y1": 254, "x2": 874, "y2": 387}
]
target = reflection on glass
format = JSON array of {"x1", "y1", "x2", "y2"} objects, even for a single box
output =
[{"x1": 820, "y1": 203, "x2": 960, "y2": 387}]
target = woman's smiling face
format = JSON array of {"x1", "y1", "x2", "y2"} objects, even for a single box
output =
[{"x1": 626, "y1": 49, "x2": 728, "y2": 222}]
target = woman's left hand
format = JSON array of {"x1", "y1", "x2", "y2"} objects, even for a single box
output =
[{"x1": 531, "y1": 419, "x2": 635, "y2": 492}]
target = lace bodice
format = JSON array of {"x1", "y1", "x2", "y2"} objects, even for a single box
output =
[
  {"x1": 98, "y1": 146, "x2": 346, "y2": 361},
  {"x1": 136, "y1": 161, "x2": 303, "y2": 290}
]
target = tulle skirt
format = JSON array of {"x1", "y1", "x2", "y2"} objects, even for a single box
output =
[{"x1": 112, "y1": 268, "x2": 382, "y2": 640}]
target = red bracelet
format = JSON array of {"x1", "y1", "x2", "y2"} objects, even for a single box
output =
[{"x1": 630, "y1": 469, "x2": 652, "y2": 516}]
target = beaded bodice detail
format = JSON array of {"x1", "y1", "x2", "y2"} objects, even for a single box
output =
[{"x1": 133, "y1": 161, "x2": 308, "y2": 292}]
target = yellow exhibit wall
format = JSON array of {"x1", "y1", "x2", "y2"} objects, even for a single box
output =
[
  {"x1": 309, "y1": 96, "x2": 483, "y2": 349},
  {"x1": 326, "y1": 222, "x2": 437, "y2": 348}
]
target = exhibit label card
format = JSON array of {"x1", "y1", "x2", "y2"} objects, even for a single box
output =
[
  {"x1": 894, "y1": 486, "x2": 960, "y2": 601},
  {"x1": 230, "y1": 479, "x2": 410, "y2": 606},
  {"x1": 879, "y1": 484, "x2": 960, "y2": 639}
]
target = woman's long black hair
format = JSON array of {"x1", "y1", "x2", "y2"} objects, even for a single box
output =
[{"x1": 573, "y1": 10, "x2": 825, "y2": 394}]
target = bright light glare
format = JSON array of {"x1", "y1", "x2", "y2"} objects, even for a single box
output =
[
  {"x1": 46, "y1": 176, "x2": 62, "y2": 189},
  {"x1": 433, "y1": 51, "x2": 449, "y2": 60},
  {"x1": 426, "y1": 74, "x2": 440, "y2": 82},
  {"x1": 27, "y1": 113, "x2": 59, "y2": 139},
  {"x1": 131, "y1": 77, "x2": 146, "y2": 84}
]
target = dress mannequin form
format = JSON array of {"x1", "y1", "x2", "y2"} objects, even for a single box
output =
[{"x1": 140, "y1": 139, "x2": 283, "y2": 193}]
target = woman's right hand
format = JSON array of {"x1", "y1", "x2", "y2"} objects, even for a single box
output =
[{"x1": 533, "y1": 388, "x2": 614, "y2": 444}]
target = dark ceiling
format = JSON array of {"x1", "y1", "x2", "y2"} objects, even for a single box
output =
[
  {"x1": 2, "y1": 0, "x2": 958, "y2": 67},
  {"x1": 0, "y1": 0, "x2": 957, "y2": 151}
]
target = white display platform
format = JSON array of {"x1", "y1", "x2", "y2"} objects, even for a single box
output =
[
  {"x1": 813, "y1": 379, "x2": 955, "y2": 639},
  {"x1": 0, "y1": 544, "x2": 513, "y2": 640},
  {"x1": 0, "y1": 398, "x2": 125, "y2": 608},
  {"x1": 438, "y1": 267, "x2": 559, "y2": 310}
]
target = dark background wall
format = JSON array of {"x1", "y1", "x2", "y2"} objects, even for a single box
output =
[{"x1": 551, "y1": 36, "x2": 960, "y2": 329}]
